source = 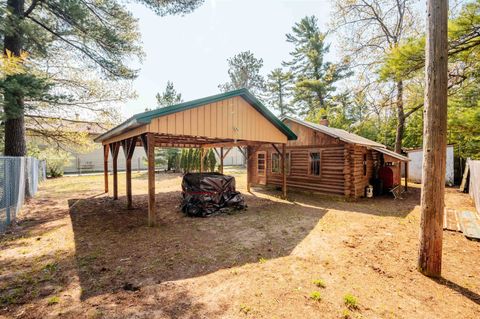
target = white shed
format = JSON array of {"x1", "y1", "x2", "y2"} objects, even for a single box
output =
[{"x1": 406, "y1": 145, "x2": 454, "y2": 185}]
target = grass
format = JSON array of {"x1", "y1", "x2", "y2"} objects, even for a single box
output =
[
  {"x1": 258, "y1": 257, "x2": 267, "y2": 264},
  {"x1": 47, "y1": 296, "x2": 59, "y2": 305},
  {"x1": 342, "y1": 309, "x2": 351, "y2": 319},
  {"x1": 312, "y1": 279, "x2": 326, "y2": 288},
  {"x1": 343, "y1": 294, "x2": 359, "y2": 310},
  {"x1": 309, "y1": 291, "x2": 322, "y2": 302},
  {"x1": 239, "y1": 303, "x2": 252, "y2": 314}
]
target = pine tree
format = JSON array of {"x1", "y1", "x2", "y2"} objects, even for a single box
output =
[
  {"x1": 265, "y1": 68, "x2": 295, "y2": 116},
  {"x1": 218, "y1": 51, "x2": 265, "y2": 96},
  {"x1": 156, "y1": 81, "x2": 183, "y2": 107},
  {"x1": 284, "y1": 16, "x2": 351, "y2": 116},
  {"x1": 207, "y1": 149, "x2": 216, "y2": 172},
  {"x1": 0, "y1": 0, "x2": 204, "y2": 156}
]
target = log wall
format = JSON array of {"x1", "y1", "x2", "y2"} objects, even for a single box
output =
[{"x1": 251, "y1": 144, "x2": 346, "y2": 196}]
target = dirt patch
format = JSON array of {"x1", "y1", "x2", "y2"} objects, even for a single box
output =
[{"x1": 1, "y1": 170, "x2": 479, "y2": 318}]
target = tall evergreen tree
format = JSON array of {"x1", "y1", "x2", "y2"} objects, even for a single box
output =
[
  {"x1": 218, "y1": 51, "x2": 265, "y2": 95},
  {"x1": 284, "y1": 16, "x2": 351, "y2": 116},
  {"x1": 265, "y1": 68, "x2": 294, "y2": 116},
  {"x1": 331, "y1": 0, "x2": 420, "y2": 152},
  {"x1": 156, "y1": 81, "x2": 183, "y2": 107},
  {"x1": 0, "y1": 0, "x2": 205, "y2": 156}
]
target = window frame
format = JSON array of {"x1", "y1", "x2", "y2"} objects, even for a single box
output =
[
  {"x1": 308, "y1": 150, "x2": 322, "y2": 177},
  {"x1": 271, "y1": 151, "x2": 291, "y2": 175},
  {"x1": 271, "y1": 152, "x2": 280, "y2": 174},
  {"x1": 257, "y1": 151, "x2": 267, "y2": 176}
]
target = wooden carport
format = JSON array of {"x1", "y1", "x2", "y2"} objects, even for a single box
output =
[{"x1": 94, "y1": 89, "x2": 297, "y2": 226}]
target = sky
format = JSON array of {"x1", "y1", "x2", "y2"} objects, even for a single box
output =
[{"x1": 122, "y1": 0, "x2": 335, "y2": 118}]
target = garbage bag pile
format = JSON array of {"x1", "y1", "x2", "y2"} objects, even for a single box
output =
[{"x1": 181, "y1": 172, "x2": 247, "y2": 217}]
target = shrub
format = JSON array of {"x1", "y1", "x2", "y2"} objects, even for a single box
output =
[
  {"x1": 47, "y1": 296, "x2": 59, "y2": 305},
  {"x1": 312, "y1": 279, "x2": 326, "y2": 288},
  {"x1": 239, "y1": 303, "x2": 252, "y2": 314},
  {"x1": 343, "y1": 294, "x2": 358, "y2": 309},
  {"x1": 309, "y1": 291, "x2": 322, "y2": 302},
  {"x1": 40, "y1": 148, "x2": 72, "y2": 177}
]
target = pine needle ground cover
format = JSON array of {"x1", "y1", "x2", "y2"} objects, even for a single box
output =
[{"x1": 0, "y1": 169, "x2": 479, "y2": 318}]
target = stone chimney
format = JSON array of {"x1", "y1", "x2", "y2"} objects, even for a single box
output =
[{"x1": 319, "y1": 116, "x2": 329, "y2": 127}]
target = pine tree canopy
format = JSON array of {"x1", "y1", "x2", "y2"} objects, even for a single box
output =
[
  {"x1": 218, "y1": 50, "x2": 265, "y2": 95},
  {"x1": 283, "y1": 16, "x2": 352, "y2": 115},
  {"x1": 156, "y1": 81, "x2": 183, "y2": 107}
]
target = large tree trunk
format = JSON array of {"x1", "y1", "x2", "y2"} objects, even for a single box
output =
[
  {"x1": 418, "y1": 0, "x2": 448, "y2": 278},
  {"x1": 394, "y1": 80, "x2": 405, "y2": 154},
  {"x1": 3, "y1": 0, "x2": 27, "y2": 156}
]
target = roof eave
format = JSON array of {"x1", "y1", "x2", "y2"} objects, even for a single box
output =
[{"x1": 93, "y1": 118, "x2": 142, "y2": 143}]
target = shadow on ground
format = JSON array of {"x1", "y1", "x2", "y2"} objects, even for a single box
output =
[
  {"x1": 253, "y1": 184, "x2": 421, "y2": 218},
  {"x1": 68, "y1": 190, "x2": 327, "y2": 300}
]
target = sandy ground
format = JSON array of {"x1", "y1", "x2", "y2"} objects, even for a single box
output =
[{"x1": 0, "y1": 168, "x2": 479, "y2": 319}]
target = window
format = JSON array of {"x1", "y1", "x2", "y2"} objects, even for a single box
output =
[
  {"x1": 272, "y1": 152, "x2": 291, "y2": 175},
  {"x1": 272, "y1": 153, "x2": 280, "y2": 173},
  {"x1": 363, "y1": 154, "x2": 367, "y2": 176},
  {"x1": 309, "y1": 152, "x2": 321, "y2": 176},
  {"x1": 257, "y1": 152, "x2": 266, "y2": 176}
]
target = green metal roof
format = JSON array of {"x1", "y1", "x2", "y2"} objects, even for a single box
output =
[{"x1": 94, "y1": 88, "x2": 297, "y2": 142}]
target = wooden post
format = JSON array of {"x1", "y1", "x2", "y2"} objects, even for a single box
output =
[
  {"x1": 123, "y1": 137, "x2": 137, "y2": 210},
  {"x1": 404, "y1": 161, "x2": 409, "y2": 191},
  {"x1": 109, "y1": 143, "x2": 120, "y2": 200},
  {"x1": 103, "y1": 144, "x2": 109, "y2": 193},
  {"x1": 282, "y1": 143, "x2": 287, "y2": 199},
  {"x1": 220, "y1": 147, "x2": 224, "y2": 174},
  {"x1": 418, "y1": 0, "x2": 448, "y2": 278},
  {"x1": 147, "y1": 133, "x2": 156, "y2": 226},
  {"x1": 246, "y1": 146, "x2": 251, "y2": 192}
]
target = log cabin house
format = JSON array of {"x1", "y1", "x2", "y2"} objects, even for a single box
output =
[{"x1": 249, "y1": 116, "x2": 410, "y2": 199}]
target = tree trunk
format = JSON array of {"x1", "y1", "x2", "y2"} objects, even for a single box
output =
[
  {"x1": 418, "y1": 0, "x2": 448, "y2": 278},
  {"x1": 3, "y1": 0, "x2": 26, "y2": 156},
  {"x1": 394, "y1": 80, "x2": 405, "y2": 154}
]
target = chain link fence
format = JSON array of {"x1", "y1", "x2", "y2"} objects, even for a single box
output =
[{"x1": 0, "y1": 157, "x2": 46, "y2": 233}]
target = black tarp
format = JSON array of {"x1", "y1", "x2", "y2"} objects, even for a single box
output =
[{"x1": 181, "y1": 172, "x2": 246, "y2": 217}]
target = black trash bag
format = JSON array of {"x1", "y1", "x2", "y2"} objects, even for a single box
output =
[{"x1": 181, "y1": 173, "x2": 247, "y2": 217}]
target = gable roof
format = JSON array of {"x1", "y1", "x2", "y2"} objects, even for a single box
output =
[
  {"x1": 282, "y1": 116, "x2": 409, "y2": 161},
  {"x1": 94, "y1": 89, "x2": 297, "y2": 143}
]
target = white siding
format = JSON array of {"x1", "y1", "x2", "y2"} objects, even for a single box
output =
[
  {"x1": 407, "y1": 145, "x2": 454, "y2": 185},
  {"x1": 65, "y1": 146, "x2": 147, "y2": 174}
]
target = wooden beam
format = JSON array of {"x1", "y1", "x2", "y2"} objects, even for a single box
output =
[
  {"x1": 282, "y1": 143, "x2": 287, "y2": 199},
  {"x1": 103, "y1": 144, "x2": 109, "y2": 193},
  {"x1": 222, "y1": 147, "x2": 232, "y2": 160},
  {"x1": 109, "y1": 142, "x2": 120, "y2": 200},
  {"x1": 124, "y1": 136, "x2": 137, "y2": 209},
  {"x1": 405, "y1": 161, "x2": 409, "y2": 192},
  {"x1": 147, "y1": 133, "x2": 156, "y2": 226},
  {"x1": 220, "y1": 147, "x2": 224, "y2": 174},
  {"x1": 418, "y1": 0, "x2": 448, "y2": 278},
  {"x1": 246, "y1": 146, "x2": 251, "y2": 192},
  {"x1": 271, "y1": 143, "x2": 282, "y2": 157},
  {"x1": 236, "y1": 146, "x2": 246, "y2": 158},
  {"x1": 202, "y1": 141, "x2": 266, "y2": 149}
]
